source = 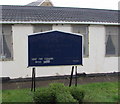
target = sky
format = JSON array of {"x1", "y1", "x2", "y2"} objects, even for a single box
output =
[{"x1": 0, "y1": 0, "x2": 120, "y2": 10}]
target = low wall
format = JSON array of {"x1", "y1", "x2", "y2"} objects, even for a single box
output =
[{"x1": 2, "y1": 72, "x2": 119, "y2": 90}]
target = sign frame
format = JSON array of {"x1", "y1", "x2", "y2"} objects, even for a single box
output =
[{"x1": 28, "y1": 30, "x2": 83, "y2": 67}]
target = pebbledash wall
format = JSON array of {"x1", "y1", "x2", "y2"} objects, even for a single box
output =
[{"x1": 1, "y1": 24, "x2": 118, "y2": 78}]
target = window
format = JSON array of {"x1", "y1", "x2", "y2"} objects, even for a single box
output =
[
  {"x1": 72, "y1": 25, "x2": 89, "y2": 57},
  {"x1": 0, "y1": 25, "x2": 2, "y2": 59},
  {"x1": 0, "y1": 25, "x2": 13, "y2": 61},
  {"x1": 33, "y1": 24, "x2": 52, "y2": 33},
  {"x1": 105, "y1": 26, "x2": 119, "y2": 56}
]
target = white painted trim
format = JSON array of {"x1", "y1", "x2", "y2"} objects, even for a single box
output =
[
  {"x1": 28, "y1": 29, "x2": 83, "y2": 36},
  {"x1": 0, "y1": 21, "x2": 119, "y2": 25}
]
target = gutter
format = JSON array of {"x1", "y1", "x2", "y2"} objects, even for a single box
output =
[{"x1": 0, "y1": 21, "x2": 119, "y2": 25}]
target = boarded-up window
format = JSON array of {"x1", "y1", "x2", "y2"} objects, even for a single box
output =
[
  {"x1": 105, "y1": 26, "x2": 119, "y2": 56},
  {"x1": 0, "y1": 25, "x2": 13, "y2": 60},
  {"x1": 72, "y1": 25, "x2": 89, "y2": 57},
  {"x1": 33, "y1": 24, "x2": 52, "y2": 33}
]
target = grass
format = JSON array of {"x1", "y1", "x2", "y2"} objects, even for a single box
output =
[
  {"x1": 0, "y1": 90, "x2": 2, "y2": 103},
  {"x1": 2, "y1": 88, "x2": 33, "y2": 102},
  {"x1": 2, "y1": 82, "x2": 119, "y2": 103},
  {"x1": 80, "y1": 82, "x2": 119, "y2": 102}
]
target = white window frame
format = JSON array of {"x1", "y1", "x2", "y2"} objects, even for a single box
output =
[
  {"x1": 0, "y1": 24, "x2": 13, "y2": 61},
  {"x1": 105, "y1": 26, "x2": 119, "y2": 57}
]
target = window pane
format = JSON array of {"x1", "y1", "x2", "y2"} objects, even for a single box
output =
[
  {"x1": 3, "y1": 35, "x2": 12, "y2": 58},
  {"x1": 106, "y1": 26, "x2": 118, "y2": 35},
  {"x1": 118, "y1": 27, "x2": 120, "y2": 56},
  {"x1": 72, "y1": 25, "x2": 89, "y2": 57},
  {"x1": 33, "y1": 24, "x2": 52, "y2": 33},
  {"x1": 118, "y1": 35, "x2": 120, "y2": 56},
  {"x1": 2, "y1": 25, "x2": 12, "y2": 35},
  {"x1": 2, "y1": 25, "x2": 13, "y2": 60},
  {"x1": 106, "y1": 35, "x2": 116, "y2": 55},
  {"x1": 105, "y1": 26, "x2": 119, "y2": 56},
  {"x1": 72, "y1": 25, "x2": 88, "y2": 34},
  {"x1": 0, "y1": 25, "x2": 2, "y2": 57},
  {"x1": 84, "y1": 33, "x2": 89, "y2": 56}
]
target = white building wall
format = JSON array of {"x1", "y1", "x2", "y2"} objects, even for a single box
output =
[
  {"x1": 104, "y1": 57, "x2": 118, "y2": 72},
  {"x1": 87, "y1": 25, "x2": 106, "y2": 73},
  {"x1": 2, "y1": 24, "x2": 33, "y2": 78},
  {"x1": 0, "y1": 61, "x2": 2, "y2": 77},
  {"x1": 0, "y1": 24, "x2": 118, "y2": 78}
]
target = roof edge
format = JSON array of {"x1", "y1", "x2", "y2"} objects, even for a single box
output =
[{"x1": 0, "y1": 21, "x2": 119, "y2": 25}]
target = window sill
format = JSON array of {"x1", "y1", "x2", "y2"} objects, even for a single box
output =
[
  {"x1": 105, "y1": 55, "x2": 119, "y2": 57},
  {"x1": 0, "y1": 58, "x2": 13, "y2": 61},
  {"x1": 83, "y1": 55, "x2": 89, "y2": 58}
]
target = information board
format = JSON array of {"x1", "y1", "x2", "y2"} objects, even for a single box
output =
[{"x1": 28, "y1": 31, "x2": 83, "y2": 67}]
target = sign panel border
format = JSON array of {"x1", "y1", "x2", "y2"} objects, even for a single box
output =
[{"x1": 28, "y1": 30, "x2": 83, "y2": 67}]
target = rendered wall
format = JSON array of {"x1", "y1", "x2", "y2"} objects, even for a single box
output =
[{"x1": 0, "y1": 24, "x2": 118, "y2": 78}]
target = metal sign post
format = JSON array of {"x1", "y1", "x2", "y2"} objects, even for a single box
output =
[
  {"x1": 75, "y1": 66, "x2": 78, "y2": 87},
  {"x1": 31, "y1": 68, "x2": 36, "y2": 92},
  {"x1": 69, "y1": 66, "x2": 78, "y2": 87},
  {"x1": 69, "y1": 66, "x2": 74, "y2": 87}
]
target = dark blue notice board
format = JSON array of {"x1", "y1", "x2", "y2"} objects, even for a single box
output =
[{"x1": 28, "y1": 31, "x2": 83, "y2": 67}]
